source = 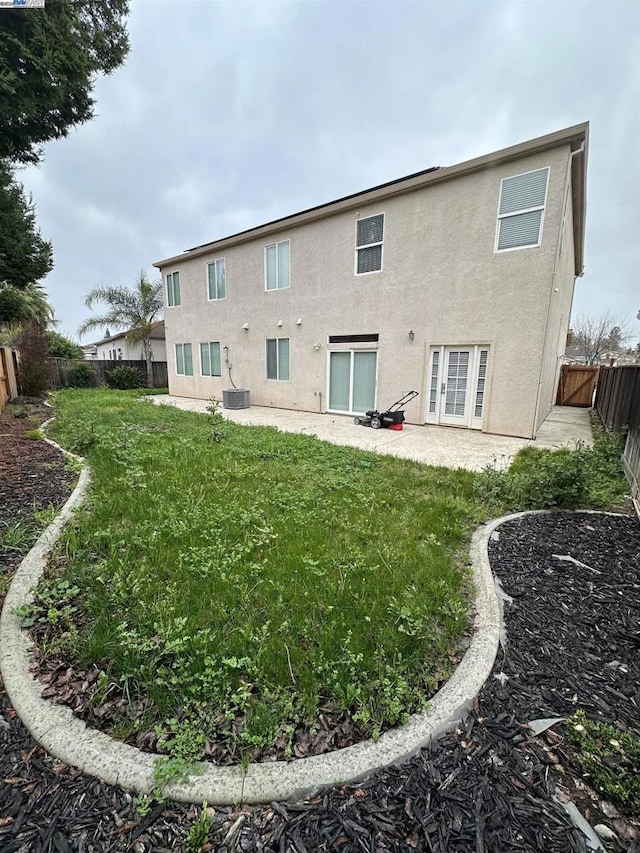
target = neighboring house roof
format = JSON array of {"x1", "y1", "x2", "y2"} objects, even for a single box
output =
[
  {"x1": 90, "y1": 320, "x2": 165, "y2": 347},
  {"x1": 154, "y1": 123, "x2": 588, "y2": 276}
]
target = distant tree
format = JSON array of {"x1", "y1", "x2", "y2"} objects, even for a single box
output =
[
  {"x1": 17, "y1": 319, "x2": 50, "y2": 396},
  {"x1": 0, "y1": 1, "x2": 130, "y2": 164},
  {"x1": 0, "y1": 163, "x2": 53, "y2": 291},
  {"x1": 569, "y1": 312, "x2": 634, "y2": 365},
  {"x1": 78, "y1": 272, "x2": 163, "y2": 387},
  {"x1": 47, "y1": 330, "x2": 84, "y2": 360},
  {"x1": 0, "y1": 282, "x2": 55, "y2": 326},
  {"x1": 0, "y1": 321, "x2": 22, "y2": 348}
]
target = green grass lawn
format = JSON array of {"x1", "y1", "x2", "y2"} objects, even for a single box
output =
[{"x1": 42, "y1": 390, "x2": 480, "y2": 760}]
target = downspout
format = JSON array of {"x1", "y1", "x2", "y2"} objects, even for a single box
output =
[{"x1": 531, "y1": 143, "x2": 585, "y2": 438}]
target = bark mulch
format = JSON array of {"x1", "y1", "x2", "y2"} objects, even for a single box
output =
[{"x1": 1, "y1": 398, "x2": 639, "y2": 852}]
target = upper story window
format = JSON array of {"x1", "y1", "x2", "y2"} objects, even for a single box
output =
[
  {"x1": 496, "y1": 167, "x2": 549, "y2": 251},
  {"x1": 356, "y1": 214, "x2": 384, "y2": 274},
  {"x1": 175, "y1": 342, "x2": 193, "y2": 376},
  {"x1": 166, "y1": 271, "x2": 181, "y2": 306},
  {"x1": 265, "y1": 240, "x2": 290, "y2": 290},
  {"x1": 207, "y1": 258, "x2": 226, "y2": 300}
]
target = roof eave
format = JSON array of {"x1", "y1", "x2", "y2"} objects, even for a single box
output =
[
  {"x1": 569, "y1": 125, "x2": 589, "y2": 277},
  {"x1": 154, "y1": 122, "x2": 590, "y2": 269}
]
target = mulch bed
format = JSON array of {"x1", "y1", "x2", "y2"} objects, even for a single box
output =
[{"x1": 1, "y1": 398, "x2": 639, "y2": 852}]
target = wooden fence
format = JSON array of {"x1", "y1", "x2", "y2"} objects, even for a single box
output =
[
  {"x1": 0, "y1": 347, "x2": 20, "y2": 412},
  {"x1": 556, "y1": 364, "x2": 600, "y2": 407},
  {"x1": 48, "y1": 358, "x2": 168, "y2": 390},
  {"x1": 595, "y1": 365, "x2": 640, "y2": 504}
]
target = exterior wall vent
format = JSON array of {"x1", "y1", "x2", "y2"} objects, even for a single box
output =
[{"x1": 222, "y1": 388, "x2": 251, "y2": 409}]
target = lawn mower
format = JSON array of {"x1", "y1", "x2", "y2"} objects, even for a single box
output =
[{"x1": 353, "y1": 390, "x2": 419, "y2": 430}]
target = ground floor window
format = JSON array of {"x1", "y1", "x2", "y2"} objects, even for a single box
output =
[
  {"x1": 328, "y1": 349, "x2": 377, "y2": 414},
  {"x1": 266, "y1": 338, "x2": 290, "y2": 380},
  {"x1": 175, "y1": 343, "x2": 193, "y2": 376},
  {"x1": 200, "y1": 341, "x2": 221, "y2": 376},
  {"x1": 427, "y1": 344, "x2": 489, "y2": 429}
]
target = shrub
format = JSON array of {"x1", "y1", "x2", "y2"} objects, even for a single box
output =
[
  {"x1": 107, "y1": 365, "x2": 142, "y2": 390},
  {"x1": 474, "y1": 432, "x2": 626, "y2": 512},
  {"x1": 17, "y1": 320, "x2": 49, "y2": 396},
  {"x1": 66, "y1": 362, "x2": 96, "y2": 388},
  {"x1": 47, "y1": 331, "x2": 84, "y2": 359}
]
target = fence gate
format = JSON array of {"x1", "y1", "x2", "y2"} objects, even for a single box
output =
[{"x1": 556, "y1": 364, "x2": 599, "y2": 407}]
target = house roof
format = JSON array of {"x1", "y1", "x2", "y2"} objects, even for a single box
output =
[
  {"x1": 154, "y1": 123, "x2": 588, "y2": 277},
  {"x1": 90, "y1": 320, "x2": 165, "y2": 347}
]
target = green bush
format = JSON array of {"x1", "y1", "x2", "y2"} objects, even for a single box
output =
[
  {"x1": 107, "y1": 365, "x2": 142, "y2": 390},
  {"x1": 66, "y1": 362, "x2": 96, "y2": 388},
  {"x1": 47, "y1": 331, "x2": 84, "y2": 359},
  {"x1": 474, "y1": 432, "x2": 627, "y2": 512}
]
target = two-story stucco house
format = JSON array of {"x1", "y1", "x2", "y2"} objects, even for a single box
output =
[{"x1": 154, "y1": 123, "x2": 587, "y2": 439}]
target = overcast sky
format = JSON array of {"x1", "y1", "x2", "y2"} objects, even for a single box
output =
[{"x1": 19, "y1": 0, "x2": 640, "y2": 343}]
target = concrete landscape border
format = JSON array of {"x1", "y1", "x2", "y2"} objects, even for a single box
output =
[{"x1": 1, "y1": 418, "x2": 510, "y2": 805}]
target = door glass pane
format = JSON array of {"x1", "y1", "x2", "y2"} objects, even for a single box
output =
[
  {"x1": 475, "y1": 349, "x2": 488, "y2": 418},
  {"x1": 352, "y1": 351, "x2": 377, "y2": 413},
  {"x1": 329, "y1": 351, "x2": 351, "y2": 411},
  {"x1": 445, "y1": 350, "x2": 469, "y2": 416},
  {"x1": 429, "y1": 350, "x2": 439, "y2": 414},
  {"x1": 278, "y1": 338, "x2": 290, "y2": 380}
]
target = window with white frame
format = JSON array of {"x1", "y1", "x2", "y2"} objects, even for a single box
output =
[
  {"x1": 207, "y1": 259, "x2": 226, "y2": 300},
  {"x1": 356, "y1": 214, "x2": 384, "y2": 274},
  {"x1": 175, "y1": 343, "x2": 193, "y2": 376},
  {"x1": 166, "y1": 271, "x2": 181, "y2": 306},
  {"x1": 266, "y1": 338, "x2": 289, "y2": 380},
  {"x1": 200, "y1": 341, "x2": 221, "y2": 376},
  {"x1": 496, "y1": 167, "x2": 549, "y2": 251},
  {"x1": 265, "y1": 240, "x2": 290, "y2": 290}
]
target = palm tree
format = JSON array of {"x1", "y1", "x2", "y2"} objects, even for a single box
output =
[
  {"x1": 78, "y1": 271, "x2": 163, "y2": 387},
  {"x1": 0, "y1": 281, "x2": 56, "y2": 327}
]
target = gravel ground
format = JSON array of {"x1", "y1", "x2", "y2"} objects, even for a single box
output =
[{"x1": 1, "y1": 399, "x2": 638, "y2": 852}]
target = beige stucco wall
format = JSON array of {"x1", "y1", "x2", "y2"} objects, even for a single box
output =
[
  {"x1": 534, "y1": 167, "x2": 577, "y2": 431},
  {"x1": 160, "y1": 144, "x2": 575, "y2": 438}
]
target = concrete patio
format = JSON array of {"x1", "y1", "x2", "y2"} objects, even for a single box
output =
[{"x1": 150, "y1": 396, "x2": 593, "y2": 472}]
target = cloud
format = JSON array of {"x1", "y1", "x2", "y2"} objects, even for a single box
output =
[{"x1": 17, "y1": 0, "x2": 640, "y2": 340}]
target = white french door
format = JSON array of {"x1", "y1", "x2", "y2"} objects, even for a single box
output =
[
  {"x1": 328, "y1": 350, "x2": 377, "y2": 414},
  {"x1": 427, "y1": 345, "x2": 489, "y2": 429}
]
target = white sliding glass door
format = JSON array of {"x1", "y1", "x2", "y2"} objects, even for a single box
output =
[{"x1": 329, "y1": 350, "x2": 377, "y2": 414}]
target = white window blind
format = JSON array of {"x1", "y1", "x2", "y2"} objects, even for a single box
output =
[
  {"x1": 200, "y1": 342, "x2": 221, "y2": 376},
  {"x1": 175, "y1": 343, "x2": 193, "y2": 376},
  {"x1": 266, "y1": 338, "x2": 289, "y2": 379},
  {"x1": 265, "y1": 241, "x2": 290, "y2": 290},
  {"x1": 497, "y1": 168, "x2": 549, "y2": 251}
]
